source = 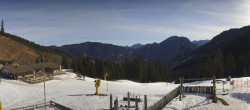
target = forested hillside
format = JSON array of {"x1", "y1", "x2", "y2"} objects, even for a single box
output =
[
  {"x1": 60, "y1": 42, "x2": 133, "y2": 61},
  {"x1": 69, "y1": 55, "x2": 172, "y2": 82},
  {"x1": 173, "y1": 25, "x2": 250, "y2": 80}
]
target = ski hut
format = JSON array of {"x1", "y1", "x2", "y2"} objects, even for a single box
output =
[{"x1": 0, "y1": 62, "x2": 61, "y2": 80}]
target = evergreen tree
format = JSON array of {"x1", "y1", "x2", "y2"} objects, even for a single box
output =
[
  {"x1": 238, "y1": 54, "x2": 248, "y2": 76},
  {"x1": 71, "y1": 58, "x2": 79, "y2": 72},
  {"x1": 147, "y1": 61, "x2": 156, "y2": 82},
  {"x1": 115, "y1": 63, "x2": 125, "y2": 79},
  {"x1": 95, "y1": 59, "x2": 105, "y2": 78},
  {"x1": 103, "y1": 61, "x2": 113, "y2": 79},
  {"x1": 242, "y1": 67, "x2": 248, "y2": 77},
  {"x1": 78, "y1": 58, "x2": 84, "y2": 74},
  {"x1": 134, "y1": 55, "x2": 145, "y2": 82},
  {"x1": 1, "y1": 20, "x2": 4, "y2": 33},
  {"x1": 61, "y1": 57, "x2": 69, "y2": 68},
  {"x1": 124, "y1": 58, "x2": 132, "y2": 79},
  {"x1": 214, "y1": 49, "x2": 224, "y2": 78},
  {"x1": 224, "y1": 54, "x2": 236, "y2": 77}
]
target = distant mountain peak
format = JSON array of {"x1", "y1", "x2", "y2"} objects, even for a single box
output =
[
  {"x1": 136, "y1": 36, "x2": 197, "y2": 63},
  {"x1": 130, "y1": 43, "x2": 144, "y2": 49},
  {"x1": 160, "y1": 36, "x2": 191, "y2": 45},
  {"x1": 192, "y1": 40, "x2": 210, "y2": 46}
]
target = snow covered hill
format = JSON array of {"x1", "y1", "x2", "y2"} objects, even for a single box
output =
[
  {"x1": 0, "y1": 72, "x2": 177, "y2": 109},
  {"x1": 0, "y1": 72, "x2": 249, "y2": 110}
]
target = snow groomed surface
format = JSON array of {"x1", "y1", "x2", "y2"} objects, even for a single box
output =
[{"x1": 0, "y1": 72, "x2": 249, "y2": 110}]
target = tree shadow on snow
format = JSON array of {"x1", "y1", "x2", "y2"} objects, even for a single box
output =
[
  {"x1": 67, "y1": 93, "x2": 108, "y2": 96},
  {"x1": 184, "y1": 96, "x2": 211, "y2": 110},
  {"x1": 67, "y1": 94, "x2": 85, "y2": 96},
  {"x1": 230, "y1": 93, "x2": 250, "y2": 104},
  {"x1": 164, "y1": 107, "x2": 178, "y2": 110},
  {"x1": 165, "y1": 93, "x2": 212, "y2": 110}
]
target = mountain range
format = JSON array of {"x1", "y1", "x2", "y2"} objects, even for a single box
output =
[
  {"x1": 1, "y1": 25, "x2": 250, "y2": 68},
  {"x1": 57, "y1": 25, "x2": 250, "y2": 75},
  {"x1": 58, "y1": 36, "x2": 204, "y2": 63}
]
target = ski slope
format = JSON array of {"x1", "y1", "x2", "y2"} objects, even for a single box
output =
[
  {"x1": 0, "y1": 72, "x2": 250, "y2": 110},
  {"x1": 0, "y1": 72, "x2": 178, "y2": 109}
]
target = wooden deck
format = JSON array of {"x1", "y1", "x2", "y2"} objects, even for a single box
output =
[{"x1": 23, "y1": 76, "x2": 52, "y2": 84}]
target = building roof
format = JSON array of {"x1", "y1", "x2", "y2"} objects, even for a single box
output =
[{"x1": 3, "y1": 62, "x2": 60, "y2": 76}]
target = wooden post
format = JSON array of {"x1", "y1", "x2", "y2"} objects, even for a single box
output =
[
  {"x1": 144, "y1": 95, "x2": 147, "y2": 110},
  {"x1": 110, "y1": 94, "x2": 112, "y2": 110},
  {"x1": 207, "y1": 87, "x2": 208, "y2": 94},
  {"x1": 199, "y1": 86, "x2": 202, "y2": 93},
  {"x1": 135, "y1": 96, "x2": 138, "y2": 110},
  {"x1": 127, "y1": 92, "x2": 130, "y2": 108},
  {"x1": 241, "y1": 79, "x2": 242, "y2": 91},
  {"x1": 210, "y1": 86, "x2": 212, "y2": 94},
  {"x1": 114, "y1": 98, "x2": 118, "y2": 110},
  {"x1": 50, "y1": 101, "x2": 52, "y2": 107},
  {"x1": 182, "y1": 77, "x2": 185, "y2": 97},
  {"x1": 233, "y1": 80, "x2": 235, "y2": 91},
  {"x1": 247, "y1": 79, "x2": 248, "y2": 91},
  {"x1": 212, "y1": 75, "x2": 216, "y2": 95},
  {"x1": 212, "y1": 75, "x2": 217, "y2": 103},
  {"x1": 179, "y1": 77, "x2": 182, "y2": 101}
]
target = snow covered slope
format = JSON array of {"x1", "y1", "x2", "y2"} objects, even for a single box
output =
[
  {"x1": 0, "y1": 72, "x2": 177, "y2": 109},
  {"x1": 0, "y1": 72, "x2": 249, "y2": 110},
  {"x1": 164, "y1": 78, "x2": 250, "y2": 110}
]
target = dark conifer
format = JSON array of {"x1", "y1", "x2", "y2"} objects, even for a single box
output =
[{"x1": 1, "y1": 20, "x2": 4, "y2": 33}]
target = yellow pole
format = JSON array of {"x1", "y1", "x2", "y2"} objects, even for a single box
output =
[
  {"x1": 0, "y1": 101, "x2": 3, "y2": 110},
  {"x1": 104, "y1": 73, "x2": 108, "y2": 94},
  {"x1": 96, "y1": 86, "x2": 99, "y2": 95}
]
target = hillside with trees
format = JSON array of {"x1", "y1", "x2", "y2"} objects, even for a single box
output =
[
  {"x1": 70, "y1": 55, "x2": 172, "y2": 82},
  {"x1": 136, "y1": 36, "x2": 197, "y2": 63},
  {"x1": 60, "y1": 42, "x2": 133, "y2": 61},
  {"x1": 172, "y1": 25, "x2": 250, "y2": 80}
]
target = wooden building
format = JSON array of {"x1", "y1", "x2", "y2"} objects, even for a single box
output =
[
  {"x1": 0, "y1": 62, "x2": 61, "y2": 80},
  {"x1": 0, "y1": 60, "x2": 19, "y2": 68}
]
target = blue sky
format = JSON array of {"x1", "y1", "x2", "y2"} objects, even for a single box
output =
[{"x1": 1, "y1": 0, "x2": 250, "y2": 46}]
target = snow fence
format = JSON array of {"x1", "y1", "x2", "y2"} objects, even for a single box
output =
[{"x1": 148, "y1": 87, "x2": 179, "y2": 110}]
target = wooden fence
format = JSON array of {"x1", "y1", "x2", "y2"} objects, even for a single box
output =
[
  {"x1": 183, "y1": 86, "x2": 214, "y2": 94},
  {"x1": 10, "y1": 101, "x2": 72, "y2": 110},
  {"x1": 147, "y1": 86, "x2": 213, "y2": 110},
  {"x1": 147, "y1": 87, "x2": 179, "y2": 110}
]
